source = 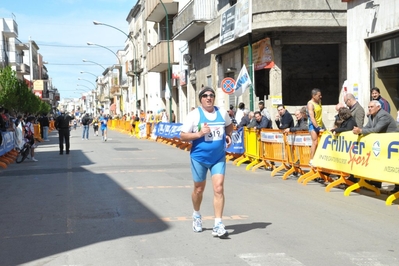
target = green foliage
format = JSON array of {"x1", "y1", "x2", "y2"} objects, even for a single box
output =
[{"x1": 0, "y1": 66, "x2": 51, "y2": 115}]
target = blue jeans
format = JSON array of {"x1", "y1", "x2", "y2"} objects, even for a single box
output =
[{"x1": 82, "y1": 125, "x2": 89, "y2": 139}]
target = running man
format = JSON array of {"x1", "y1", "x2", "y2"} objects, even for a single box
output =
[
  {"x1": 180, "y1": 86, "x2": 233, "y2": 238},
  {"x1": 100, "y1": 113, "x2": 108, "y2": 141}
]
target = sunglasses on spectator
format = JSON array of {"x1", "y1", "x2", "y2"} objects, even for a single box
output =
[{"x1": 201, "y1": 94, "x2": 215, "y2": 98}]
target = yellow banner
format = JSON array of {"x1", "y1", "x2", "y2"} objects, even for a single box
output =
[{"x1": 313, "y1": 131, "x2": 399, "y2": 183}]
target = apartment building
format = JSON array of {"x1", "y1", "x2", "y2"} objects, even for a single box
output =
[
  {"x1": 344, "y1": 0, "x2": 399, "y2": 117},
  {"x1": 0, "y1": 16, "x2": 59, "y2": 110},
  {"x1": 172, "y1": 0, "x2": 348, "y2": 126}
]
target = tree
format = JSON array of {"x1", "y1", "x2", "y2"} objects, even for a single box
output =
[{"x1": 0, "y1": 66, "x2": 48, "y2": 115}]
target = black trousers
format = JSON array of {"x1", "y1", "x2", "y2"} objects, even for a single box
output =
[{"x1": 58, "y1": 128, "x2": 70, "y2": 153}]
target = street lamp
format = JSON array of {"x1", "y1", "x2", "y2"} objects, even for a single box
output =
[
  {"x1": 80, "y1": 71, "x2": 98, "y2": 78},
  {"x1": 82, "y1": 59, "x2": 106, "y2": 70},
  {"x1": 78, "y1": 78, "x2": 96, "y2": 88},
  {"x1": 87, "y1": 42, "x2": 122, "y2": 65},
  {"x1": 93, "y1": 20, "x2": 140, "y2": 114},
  {"x1": 77, "y1": 84, "x2": 92, "y2": 91},
  {"x1": 159, "y1": 0, "x2": 172, "y2": 123}
]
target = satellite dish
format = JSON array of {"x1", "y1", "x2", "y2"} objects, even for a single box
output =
[{"x1": 183, "y1": 54, "x2": 192, "y2": 65}]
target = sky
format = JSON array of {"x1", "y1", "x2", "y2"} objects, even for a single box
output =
[{"x1": 0, "y1": 0, "x2": 137, "y2": 99}]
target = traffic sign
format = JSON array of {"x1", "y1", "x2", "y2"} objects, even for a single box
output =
[{"x1": 221, "y1": 77, "x2": 236, "y2": 95}]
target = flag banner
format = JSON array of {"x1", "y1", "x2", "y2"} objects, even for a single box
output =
[
  {"x1": 233, "y1": 65, "x2": 252, "y2": 96},
  {"x1": 313, "y1": 131, "x2": 399, "y2": 183},
  {"x1": 226, "y1": 127, "x2": 245, "y2": 154}
]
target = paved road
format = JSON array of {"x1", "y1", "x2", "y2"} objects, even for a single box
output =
[{"x1": 1, "y1": 126, "x2": 398, "y2": 266}]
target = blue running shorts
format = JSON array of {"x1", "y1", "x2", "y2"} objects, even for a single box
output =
[{"x1": 190, "y1": 157, "x2": 226, "y2": 183}]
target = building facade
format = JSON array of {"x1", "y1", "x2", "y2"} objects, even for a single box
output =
[{"x1": 344, "y1": 0, "x2": 399, "y2": 118}]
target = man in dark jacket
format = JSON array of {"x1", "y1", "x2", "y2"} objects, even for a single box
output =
[
  {"x1": 55, "y1": 109, "x2": 74, "y2": 155},
  {"x1": 275, "y1": 104, "x2": 294, "y2": 129}
]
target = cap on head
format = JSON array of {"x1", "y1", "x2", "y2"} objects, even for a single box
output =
[
  {"x1": 259, "y1": 100, "x2": 264, "y2": 105},
  {"x1": 198, "y1": 86, "x2": 215, "y2": 101}
]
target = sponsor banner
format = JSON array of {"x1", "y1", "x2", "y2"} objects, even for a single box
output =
[
  {"x1": 155, "y1": 122, "x2": 183, "y2": 139},
  {"x1": 313, "y1": 131, "x2": 399, "y2": 183},
  {"x1": 0, "y1": 132, "x2": 14, "y2": 156},
  {"x1": 260, "y1": 131, "x2": 284, "y2": 143},
  {"x1": 226, "y1": 127, "x2": 244, "y2": 154},
  {"x1": 286, "y1": 134, "x2": 312, "y2": 146}
]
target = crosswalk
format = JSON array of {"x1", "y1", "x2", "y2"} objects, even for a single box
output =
[{"x1": 133, "y1": 252, "x2": 398, "y2": 266}]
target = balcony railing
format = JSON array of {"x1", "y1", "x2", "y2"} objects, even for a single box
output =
[
  {"x1": 173, "y1": 0, "x2": 217, "y2": 41},
  {"x1": 147, "y1": 40, "x2": 177, "y2": 72},
  {"x1": 145, "y1": 0, "x2": 178, "y2": 23}
]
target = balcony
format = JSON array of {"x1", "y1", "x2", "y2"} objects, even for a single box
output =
[
  {"x1": 2, "y1": 19, "x2": 18, "y2": 38},
  {"x1": 145, "y1": 0, "x2": 178, "y2": 23},
  {"x1": 173, "y1": 0, "x2": 217, "y2": 41},
  {"x1": 147, "y1": 40, "x2": 177, "y2": 72},
  {"x1": 16, "y1": 63, "x2": 30, "y2": 75},
  {"x1": 110, "y1": 86, "x2": 121, "y2": 97}
]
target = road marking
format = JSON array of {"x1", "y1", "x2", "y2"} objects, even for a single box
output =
[
  {"x1": 122, "y1": 185, "x2": 191, "y2": 190},
  {"x1": 336, "y1": 251, "x2": 398, "y2": 266},
  {"x1": 239, "y1": 253, "x2": 304, "y2": 266},
  {"x1": 134, "y1": 215, "x2": 249, "y2": 223},
  {"x1": 134, "y1": 257, "x2": 194, "y2": 266}
]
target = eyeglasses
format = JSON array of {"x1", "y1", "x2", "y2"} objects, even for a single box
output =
[
  {"x1": 201, "y1": 94, "x2": 215, "y2": 98},
  {"x1": 368, "y1": 106, "x2": 375, "y2": 108}
]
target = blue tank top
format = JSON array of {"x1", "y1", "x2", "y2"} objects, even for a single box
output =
[{"x1": 191, "y1": 107, "x2": 226, "y2": 164}]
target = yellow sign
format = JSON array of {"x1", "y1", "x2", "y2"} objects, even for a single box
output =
[
  {"x1": 313, "y1": 131, "x2": 399, "y2": 183},
  {"x1": 33, "y1": 80, "x2": 44, "y2": 91}
]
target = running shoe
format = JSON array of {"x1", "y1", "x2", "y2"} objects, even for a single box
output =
[
  {"x1": 212, "y1": 222, "x2": 228, "y2": 238},
  {"x1": 192, "y1": 215, "x2": 202, "y2": 232}
]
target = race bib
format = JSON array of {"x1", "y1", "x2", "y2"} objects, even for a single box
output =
[{"x1": 205, "y1": 125, "x2": 225, "y2": 142}]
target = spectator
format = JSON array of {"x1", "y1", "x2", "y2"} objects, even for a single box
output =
[
  {"x1": 258, "y1": 100, "x2": 271, "y2": 125},
  {"x1": 331, "y1": 107, "x2": 357, "y2": 134},
  {"x1": 353, "y1": 100, "x2": 399, "y2": 192},
  {"x1": 238, "y1": 109, "x2": 252, "y2": 128},
  {"x1": 25, "y1": 116, "x2": 38, "y2": 161},
  {"x1": 228, "y1": 109, "x2": 237, "y2": 126},
  {"x1": 55, "y1": 109, "x2": 74, "y2": 155},
  {"x1": 371, "y1": 87, "x2": 390, "y2": 113},
  {"x1": 252, "y1": 111, "x2": 270, "y2": 129},
  {"x1": 284, "y1": 107, "x2": 308, "y2": 133},
  {"x1": 275, "y1": 104, "x2": 294, "y2": 129},
  {"x1": 81, "y1": 113, "x2": 92, "y2": 140},
  {"x1": 235, "y1": 102, "x2": 245, "y2": 125},
  {"x1": 307, "y1": 88, "x2": 325, "y2": 167},
  {"x1": 344, "y1": 93, "x2": 365, "y2": 128},
  {"x1": 38, "y1": 113, "x2": 50, "y2": 141}
]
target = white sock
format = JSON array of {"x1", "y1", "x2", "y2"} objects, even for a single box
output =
[
  {"x1": 215, "y1": 218, "x2": 222, "y2": 226},
  {"x1": 193, "y1": 210, "x2": 201, "y2": 217}
]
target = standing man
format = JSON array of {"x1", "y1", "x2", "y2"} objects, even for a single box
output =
[
  {"x1": 275, "y1": 104, "x2": 294, "y2": 129},
  {"x1": 55, "y1": 109, "x2": 74, "y2": 155},
  {"x1": 180, "y1": 86, "x2": 233, "y2": 238},
  {"x1": 344, "y1": 93, "x2": 365, "y2": 128},
  {"x1": 353, "y1": 100, "x2": 399, "y2": 192},
  {"x1": 81, "y1": 113, "x2": 92, "y2": 140},
  {"x1": 371, "y1": 87, "x2": 390, "y2": 113},
  {"x1": 100, "y1": 112, "x2": 108, "y2": 142},
  {"x1": 307, "y1": 88, "x2": 325, "y2": 166},
  {"x1": 258, "y1": 100, "x2": 271, "y2": 128}
]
